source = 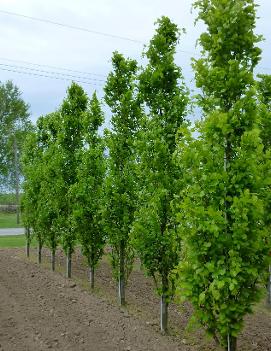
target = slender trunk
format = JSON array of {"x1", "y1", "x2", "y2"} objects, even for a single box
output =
[
  {"x1": 119, "y1": 242, "x2": 125, "y2": 305},
  {"x1": 38, "y1": 240, "x2": 42, "y2": 264},
  {"x1": 16, "y1": 198, "x2": 20, "y2": 225},
  {"x1": 160, "y1": 274, "x2": 169, "y2": 333},
  {"x1": 25, "y1": 227, "x2": 30, "y2": 257},
  {"x1": 89, "y1": 266, "x2": 95, "y2": 289},
  {"x1": 226, "y1": 334, "x2": 237, "y2": 351},
  {"x1": 267, "y1": 265, "x2": 271, "y2": 307},
  {"x1": 66, "y1": 249, "x2": 72, "y2": 278},
  {"x1": 51, "y1": 249, "x2": 56, "y2": 272},
  {"x1": 26, "y1": 240, "x2": 30, "y2": 258},
  {"x1": 13, "y1": 137, "x2": 20, "y2": 225}
]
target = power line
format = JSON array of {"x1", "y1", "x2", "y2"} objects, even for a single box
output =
[
  {"x1": 0, "y1": 66, "x2": 104, "y2": 86},
  {"x1": 258, "y1": 66, "x2": 271, "y2": 72},
  {"x1": 176, "y1": 48, "x2": 200, "y2": 57},
  {"x1": 1, "y1": 9, "x2": 271, "y2": 67},
  {"x1": 1, "y1": 9, "x2": 271, "y2": 76},
  {"x1": 1, "y1": 59, "x2": 270, "y2": 89},
  {"x1": 0, "y1": 57, "x2": 107, "y2": 78},
  {"x1": 0, "y1": 63, "x2": 106, "y2": 83},
  {"x1": 0, "y1": 9, "x2": 143, "y2": 44},
  {"x1": 1, "y1": 55, "x2": 270, "y2": 86}
]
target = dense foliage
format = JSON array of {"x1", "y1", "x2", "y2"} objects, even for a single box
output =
[
  {"x1": 55, "y1": 83, "x2": 88, "y2": 277},
  {"x1": 257, "y1": 74, "x2": 271, "y2": 150},
  {"x1": 132, "y1": 16, "x2": 188, "y2": 332},
  {"x1": 19, "y1": 6, "x2": 271, "y2": 349},
  {"x1": 103, "y1": 52, "x2": 141, "y2": 305},
  {"x1": 21, "y1": 128, "x2": 42, "y2": 259},
  {"x1": 176, "y1": 1, "x2": 271, "y2": 349},
  {"x1": 257, "y1": 74, "x2": 271, "y2": 307},
  {"x1": 71, "y1": 92, "x2": 106, "y2": 288}
]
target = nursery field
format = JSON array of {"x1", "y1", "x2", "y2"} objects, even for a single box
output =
[{"x1": 0, "y1": 247, "x2": 270, "y2": 351}]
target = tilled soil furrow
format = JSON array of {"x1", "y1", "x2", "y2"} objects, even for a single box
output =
[{"x1": 0, "y1": 250, "x2": 182, "y2": 351}]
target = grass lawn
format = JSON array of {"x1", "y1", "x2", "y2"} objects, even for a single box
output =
[
  {"x1": 0, "y1": 235, "x2": 37, "y2": 248},
  {"x1": 0, "y1": 212, "x2": 24, "y2": 228},
  {"x1": 0, "y1": 235, "x2": 29, "y2": 248}
]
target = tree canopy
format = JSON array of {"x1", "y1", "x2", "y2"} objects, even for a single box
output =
[
  {"x1": 176, "y1": 1, "x2": 271, "y2": 349},
  {"x1": 0, "y1": 80, "x2": 32, "y2": 191}
]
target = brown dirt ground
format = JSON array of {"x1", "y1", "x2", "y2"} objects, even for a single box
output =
[{"x1": 0, "y1": 248, "x2": 271, "y2": 351}]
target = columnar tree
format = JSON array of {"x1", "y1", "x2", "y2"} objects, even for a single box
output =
[
  {"x1": 21, "y1": 129, "x2": 41, "y2": 258},
  {"x1": 257, "y1": 74, "x2": 271, "y2": 306},
  {"x1": 132, "y1": 17, "x2": 188, "y2": 332},
  {"x1": 103, "y1": 52, "x2": 141, "y2": 305},
  {"x1": 257, "y1": 74, "x2": 271, "y2": 150},
  {"x1": 56, "y1": 83, "x2": 88, "y2": 278},
  {"x1": 22, "y1": 131, "x2": 44, "y2": 263},
  {"x1": 37, "y1": 178, "x2": 60, "y2": 270},
  {"x1": 72, "y1": 92, "x2": 106, "y2": 288},
  {"x1": 176, "y1": 1, "x2": 271, "y2": 350},
  {"x1": 36, "y1": 113, "x2": 63, "y2": 270}
]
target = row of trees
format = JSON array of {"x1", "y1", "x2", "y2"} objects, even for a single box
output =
[
  {"x1": 21, "y1": 1, "x2": 271, "y2": 350},
  {"x1": 22, "y1": 16, "x2": 187, "y2": 331}
]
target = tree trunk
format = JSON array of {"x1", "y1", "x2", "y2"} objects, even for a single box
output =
[
  {"x1": 51, "y1": 249, "x2": 56, "y2": 272},
  {"x1": 119, "y1": 242, "x2": 125, "y2": 305},
  {"x1": 226, "y1": 334, "x2": 237, "y2": 351},
  {"x1": 267, "y1": 265, "x2": 271, "y2": 307},
  {"x1": 37, "y1": 241, "x2": 42, "y2": 264},
  {"x1": 25, "y1": 227, "x2": 30, "y2": 258},
  {"x1": 26, "y1": 239, "x2": 30, "y2": 258},
  {"x1": 13, "y1": 137, "x2": 20, "y2": 225},
  {"x1": 89, "y1": 266, "x2": 95, "y2": 289},
  {"x1": 160, "y1": 275, "x2": 169, "y2": 333},
  {"x1": 66, "y1": 249, "x2": 72, "y2": 278}
]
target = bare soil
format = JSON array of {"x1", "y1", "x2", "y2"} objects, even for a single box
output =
[{"x1": 0, "y1": 248, "x2": 270, "y2": 351}]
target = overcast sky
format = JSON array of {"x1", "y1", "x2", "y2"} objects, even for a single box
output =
[{"x1": 0, "y1": 0, "x2": 270, "y2": 125}]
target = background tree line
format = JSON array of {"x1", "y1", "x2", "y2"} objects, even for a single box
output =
[{"x1": 0, "y1": 80, "x2": 32, "y2": 223}]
